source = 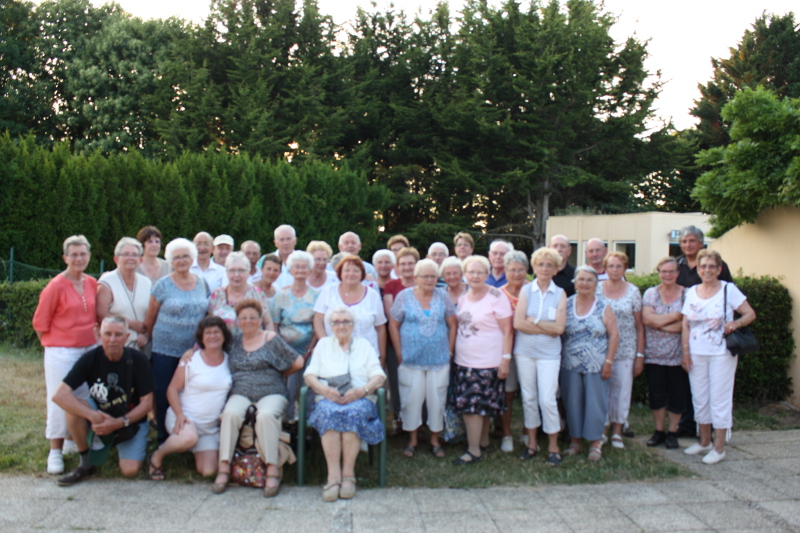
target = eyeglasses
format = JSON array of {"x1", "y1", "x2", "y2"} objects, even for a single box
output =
[
  {"x1": 227, "y1": 268, "x2": 248, "y2": 275},
  {"x1": 331, "y1": 320, "x2": 353, "y2": 327},
  {"x1": 417, "y1": 275, "x2": 438, "y2": 280},
  {"x1": 118, "y1": 253, "x2": 140, "y2": 258}
]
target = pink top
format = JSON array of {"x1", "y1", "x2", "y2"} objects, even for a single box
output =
[
  {"x1": 32, "y1": 274, "x2": 98, "y2": 347},
  {"x1": 455, "y1": 286, "x2": 512, "y2": 369}
]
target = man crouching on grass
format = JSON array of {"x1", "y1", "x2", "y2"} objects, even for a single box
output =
[{"x1": 52, "y1": 316, "x2": 154, "y2": 486}]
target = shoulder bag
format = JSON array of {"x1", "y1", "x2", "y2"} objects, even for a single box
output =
[{"x1": 724, "y1": 284, "x2": 759, "y2": 356}]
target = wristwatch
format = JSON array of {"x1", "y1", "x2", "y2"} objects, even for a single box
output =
[
  {"x1": 635, "y1": 352, "x2": 644, "y2": 359},
  {"x1": 122, "y1": 416, "x2": 130, "y2": 428}
]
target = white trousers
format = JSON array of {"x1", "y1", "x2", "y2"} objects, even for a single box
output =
[
  {"x1": 689, "y1": 352, "x2": 737, "y2": 429},
  {"x1": 607, "y1": 358, "x2": 634, "y2": 425},
  {"x1": 515, "y1": 356, "x2": 561, "y2": 434},
  {"x1": 398, "y1": 365, "x2": 449, "y2": 433},
  {"x1": 44, "y1": 345, "x2": 94, "y2": 439}
]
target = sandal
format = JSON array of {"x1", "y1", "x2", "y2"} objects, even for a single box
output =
[
  {"x1": 430, "y1": 445, "x2": 446, "y2": 458},
  {"x1": 322, "y1": 481, "x2": 341, "y2": 502},
  {"x1": 588, "y1": 445, "x2": 602, "y2": 461},
  {"x1": 263, "y1": 475, "x2": 281, "y2": 498},
  {"x1": 339, "y1": 476, "x2": 357, "y2": 499},
  {"x1": 147, "y1": 454, "x2": 165, "y2": 481},
  {"x1": 546, "y1": 452, "x2": 562, "y2": 467},
  {"x1": 402, "y1": 445, "x2": 416, "y2": 458},
  {"x1": 519, "y1": 448, "x2": 538, "y2": 460},
  {"x1": 563, "y1": 443, "x2": 581, "y2": 456},
  {"x1": 452, "y1": 450, "x2": 483, "y2": 466},
  {"x1": 611, "y1": 434, "x2": 625, "y2": 449},
  {"x1": 212, "y1": 472, "x2": 229, "y2": 494}
]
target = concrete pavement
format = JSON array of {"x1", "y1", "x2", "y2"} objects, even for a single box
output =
[{"x1": 3, "y1": 429, "x2": 800, "y2": 532}]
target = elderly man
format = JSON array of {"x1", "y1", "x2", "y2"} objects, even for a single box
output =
[
  {"x1": 550, "y1": 234, "x2": 575, "y2": 296},
  {"x1": 487, "y1": 239, "x2": 513, "y2": 287},
  {"x1": 190, "y1": 232, "x2": 226, "y2": 290},
  {"x1": 213, "y1": 234, "x2": 234, "y2": 268},
  {"x1": 241, "y1": 240, "x2": 262, "y2": 284},
  {"x1": 585, "y1": 238, "x2": 609, "y2": 280},
  {"x1": 269, "y1": 224, "x2": 298, "y2": 289},
  {"x1": 427, "y1": 242, "x2": 449, "y2": 266},
  {"x1": 52, "y1": 317, "x2": 155, "y2": 486},
  {"x1": 335, "y1": 231, "x2": 378, "y2": 279},
  {"x1": 676, "y1": 226, "x2": 732, "y2": 287}
]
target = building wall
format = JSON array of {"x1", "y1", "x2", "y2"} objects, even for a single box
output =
[
  {"x1": 709, "y1": 207, "x2": 800, "y2": 406},
  {"x1": 547, "y1": 212, "x2": 712, "y2": 274}
]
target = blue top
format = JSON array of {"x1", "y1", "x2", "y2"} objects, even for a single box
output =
[
  {"x1": 391, "y1": 287, "x2": 454, "y2": 368},
  {"x1": 151, "y1": 276, "x2": 210, "y2": 357},
  {"x1": 274, "y1": 286, "x2": 320, "y2": 355},
  {"x1": 487, "y1": 271, "x2": 507, "y2": 288},
  {"x1": 561, "y1": 295, "x2": 609, "y2": 374}
]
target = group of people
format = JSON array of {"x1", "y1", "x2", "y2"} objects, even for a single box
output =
[{"x1": 32, "y1": 223, "x2": 755, "y2": 500}]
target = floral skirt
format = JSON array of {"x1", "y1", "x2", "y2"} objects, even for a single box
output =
[
  {"x1": 452, "y1": 365, "x2": 506, "y2": 417},
  {"x1": 309, "y1": 398, "x2": 385, "y2": 445}
]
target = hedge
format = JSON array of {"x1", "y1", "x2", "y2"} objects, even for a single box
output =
[{"x1": 0, "y1": 279, "x2": 49, "y2": 348}]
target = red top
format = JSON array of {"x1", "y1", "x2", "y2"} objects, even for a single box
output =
[
  {"x1": 33, "y1": 274, "x2": 98, "y2": 347},
  {"x1": 384, "y1": 278, "x2": 414, "y2": 301}
]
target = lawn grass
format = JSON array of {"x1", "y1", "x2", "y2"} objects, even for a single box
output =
[{"x1": 5, "y1": 343, "x2": 793, "y2": 489}]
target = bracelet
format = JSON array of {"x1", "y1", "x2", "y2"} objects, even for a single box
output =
[
  {"x1": 502, "y1": 353, "x2": 512, "y2": 360},
  {"x1": 604, "y1": 359, "x2": 613, "y2": 365},
  {"x1": 635, "y1": 352, "x2": 644, "y2": 359},
  {"x1": 363, "y1": 385, "x2": 371, "y2": 396}
]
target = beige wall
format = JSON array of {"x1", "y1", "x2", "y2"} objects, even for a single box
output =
[
  {"x1": 547, "y1": 212, "x2": 711, "y2": 274},
  {"x1": 709, "y1": 207, "x2": 800, "y2": 406}
]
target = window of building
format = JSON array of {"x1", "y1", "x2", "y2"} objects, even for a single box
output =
[{"x1": 613, "y1": 241, "x2": 636, "y2": 270}]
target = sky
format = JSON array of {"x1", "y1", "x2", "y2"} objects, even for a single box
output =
[{"x1": 40, "y1": 0, "x2": 799, "y2": 130}]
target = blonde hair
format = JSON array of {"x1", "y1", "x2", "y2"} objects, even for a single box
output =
[{"x1": 603, "y1": 251, "x2": 629, "y2": 269}]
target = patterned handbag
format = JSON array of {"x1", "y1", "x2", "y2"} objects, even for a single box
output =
[{"x1": 230, "y1": 406, "x2": 267, "y2": 488}]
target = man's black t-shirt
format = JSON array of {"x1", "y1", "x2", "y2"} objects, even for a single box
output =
[
  {"x1": 63, "y1": 346, "x2": 155, "y2": 420},
  {"x1": 553, "y1": 262, "x2": 576, "y2": 297},
  {"x1": 676, "y1": 255, "x2": 733, "y2": 288}
]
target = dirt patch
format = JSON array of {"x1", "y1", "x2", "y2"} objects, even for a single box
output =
[{"x1": 758, "y1": 401, "x2": 800, "y2": 429}]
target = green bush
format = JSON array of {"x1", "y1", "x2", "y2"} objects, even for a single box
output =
[
  {"x1": 626, "y1": 273, "x2": 794, "y2": 403},
  {"x1": 0, "y1": 279, "x2": 49, "y2": 348}
]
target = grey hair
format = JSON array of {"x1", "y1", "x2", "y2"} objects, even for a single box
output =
[
  {"x1": 680, "y1": 225, "x2": 705, "y2": 242},
  {"x1": 287, "y1": 250, "x2": 314, "y2": 270},
  {"x1": 165, "y1": 238, "x2": 197, "y2": 263},
  {"x1": 114, "y1": 237, "x2": 142, "y2": 257},
  {"x1": 372, "y1": 249, "x2": 397, "y2": 266},
  {"x1": 225, "y1": 251, "x2": 250, "y2": 271},
  {"x1": 427, "y1": 242, "x2": 449, "y2": 255},
  {"x1": 504, "y1": 250, "x2": 528, "y2": 269},
  {"x1": 339, "y1": 231, "x2": 361, "y2": 244},
  {"x1": 274, "y1": 224, "x2": 296, "y2": 239},
  {"x1": 489, "y1": 239, "x2": 514, "y2": 253},
  {"x1": 414, "y1": 258, "x2": 440, "y2": 276},
  {"x1": 439, "y1": 256, "x2": 462, "y2": 277},
  {"x1": 240, "y1": 240, "x2": 261, "y2": 253},
  {"x1": 63, "y1": 235, "x2": 91, "y2": 255},
  {"x1": 573, "y1": 265, "x2": 598, "y2": 283},
  {"x1": 101, "y1": 315, "x2": 129, "y2": 331},
  {"x1": 326, "y1": 307, "x2": 356, "y2": 329}
]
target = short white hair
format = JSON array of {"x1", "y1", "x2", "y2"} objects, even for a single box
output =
[
  {"x1": 240, "y1": 240, "x2": 261, "y2": 252},
  {"x1": 287, "y1": 250, "x2": 314, "y2": 270},
  {"x1": 339, "y1": 231, "x2": 361, "y2": 244},
  {"x1": 489, "y1": 239, "x2": 514, "y2": 253},
  {"x1": 225, "y1": 251, "x2": 250, "y2": 270},
  {"x1": 414, "y1": 258, "x2": 439, "y2": 276},
  {"x1": 504, "y1": 250, "x2": 528, "y2": 269},
  {"x1": 165, "y1": 238, "x2": 197, "y2": 263},
  {"x1": 274, "y1": 224, "x2": 296, "y2": 239},
  {"x1": 325, "y1": 307, "x2": 356, "y2": 329},
  {"x1": 439, "y1": 256, "x2": 462, "y2": 277},
  {"x1": 114, "y1": 237, "x2": 142, "y2": 257},
  {"x1": 63, "y1": 235, "x2": 90, "y2": 255},
  {"x1": 428, "y1": 242, "x2": 449, "y2": 255},
  {"x1": 101, "y1": 315, "x2": 129, "y2": 332},
  {"x1": 372, "y1": 249, "x2": 396, "y2": 265},
  {"x1": 462, "y1": 255, "x2": 490, "y2": 274}
]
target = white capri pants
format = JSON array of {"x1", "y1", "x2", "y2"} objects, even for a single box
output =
[
  {"x1": 219, "y1": 394, "x2": 288, "y2": 466},
  {"x1": 515, "y1": 356, "x2": 561, "y2": 434},
  {"x1": 165, "y1": 408, "x2": 221, "y2": 453},
  {"x1": 44, "y1": 345, "x2": 94, "y2": 439},
  {"x1": 398, "y1": 365, "x2": 449, "y2": 433},
  {"x1": 689, "y1": 352, "x2": 737, "y2": 429},
  {"x1": 607, "y1": 358, "x2": 634, "y2": 425}
]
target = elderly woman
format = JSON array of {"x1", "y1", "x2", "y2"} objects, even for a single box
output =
[
  {"x1": 306, "y1": 241, "x2": 338, "y2": 289},
  {"x1": 33, "y1": 235, "x2": 98, "y2": 475},
  {"x1": 255, "y1": 254, "x2": 283, "y2": 320},
  {"x1": 274, "y1": 251, "x2": 320, "y2": 420},
  {"x1": 561, "y1": 266, "x2": 619, "y2": 461},
  {"x1": 513, "y1": 248, "x2": 567, "y2": 464},
  {"x1": 451, "y1": 255, "x2": 513, "y2": 465},
  {"x1": 305, "y1": 308, "x2": 387, "y2": 501},
  {"x1": 389, "y1": 259, "x2": 457, "y2": 458},
  {"x1": 208, "y1": 251, "x2": 274, "y2": 333},
  {"x1": 387, "y1": 234, "x2": 410, "y2": 255},
  {"x1": 144, "y1": 238, "x2": 211, "y2": 444},
  {"x1": 148, "y1": 316, "x2": 233, "y2": 480},
  {"x1": 681, "y1": 250, "x2": 756, "y2": 464},
  {"x1": 597, "y1": 252, "x2": 644, "y2": 449},
  {"x1": 426, "y1": 242, "x2": 449, "y2": 266},
  {"x1": 314, "y1": 255, "x2": 387, "y2": 365},
  {"x1": 498, "y1": 250, "x2": 530, "y2": 454},
  {"x1": 213, "y1": 299, "x2": 304, "y2": 496},
  {"x1": 372, "y1": 249, "x2": 397, "y2": 293},
  {"x1": 441, "y1": 256, "x2": 466, "y2": 309},
  {"x1": 136, "y1": 226, "x2": 171, "y2": 283},
  {"x1": 453, "y1": 232, "x2": 474, "y2": 261},
  {"x1": 97, "y1": 237, "x2": 152, "y2": 351},
  {"x1": 642, "y1": 258, "x2": 688, "y2": 449}
]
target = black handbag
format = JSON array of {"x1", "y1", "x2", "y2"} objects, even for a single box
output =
[{"x1": 724, "y1": 284, "x2": 759, "y2": 356}]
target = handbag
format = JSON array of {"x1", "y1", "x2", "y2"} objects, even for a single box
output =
[
  {"x1": 230, "y1": 406, "x2": 267, "y2": 488},
  {"x1": 724, "y1": 284, "x2": 759, "y2": 356}
]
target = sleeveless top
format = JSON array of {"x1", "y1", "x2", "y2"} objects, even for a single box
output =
[
  {"x1": 98, "y1": 270, "x2": 152, "y2": 347},
  {"x1": 514, "y1": 280, "x2": 563, "y2": 360},
  {"x1": 562, "y1": 295, "x2": 609, "y2": 373},
  {"x1": 178, "y1": 350, "x2": 232, "y2": 426}
]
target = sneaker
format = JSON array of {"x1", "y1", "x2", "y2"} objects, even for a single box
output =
[
  {"x1": 665, "y1": 432, "x2": 679, "y2": 449},
  {"x1": 684, "y1": 442, "x2": 714, "y2": 455},
  {"x1": 58, "y1": 465, "x2": 96, "y2": 486},
  {"x1": 62, "y1": 440, "x2": 79, "y2": 455},
  {"x1": 701, "y1": 449, "x2": 726, "y2": 464},
  {"x1": 501, "y1": 436, "x2": 514, "y2": 453},
  {"x1": 47, "y1": 452, "x2": 64, "y2": 475}
]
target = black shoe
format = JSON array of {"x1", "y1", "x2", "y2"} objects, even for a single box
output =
[
  {"x1": 622, "y1": 428, "x2": 635, "y2": 438},
  {"x1": 647, "y1": 431, "x2": 666, "y2": 447},
  {"x1": 58, "y1": 465, "x2": 96, "y2": 487},
  {"x1": 665, "y1": 432, "x2": 679, "y2": 449}
]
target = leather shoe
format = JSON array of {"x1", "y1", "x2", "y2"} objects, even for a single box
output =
[
  {"x1": 665, "y1": 432, "x2": 679, "y2": 449},
  {"x1": 58, "y1": 465, "x2": 96, "y2": 487},
  {"x1": 647, "y1": 431, "x2": 666, "y2": 447}
]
